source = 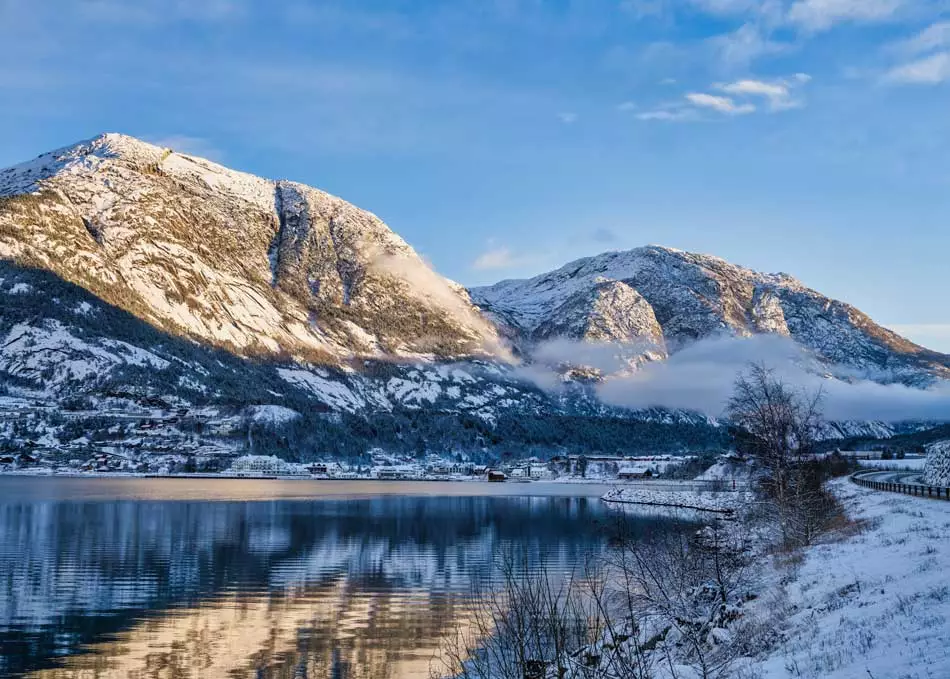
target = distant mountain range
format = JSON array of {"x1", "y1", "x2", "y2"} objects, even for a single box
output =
[{"x1": 0, "y1": 134, "x2": 946, "y2": 465}]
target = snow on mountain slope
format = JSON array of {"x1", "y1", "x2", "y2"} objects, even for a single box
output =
[
  {"x1": 0, "y1": 133, "x2": 501, "y2": 361},
  {"x1": 471, "y1": 246, "x2": 950, "y2": 385},
  {"x1": 0, "y1": 135, "x2": 945, "y2": 463}
]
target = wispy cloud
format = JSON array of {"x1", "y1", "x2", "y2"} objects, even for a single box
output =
[
  {"x1": 883, "y1": 20, "x2": 950, "y2": 85},
  {"x1": 639, "y1": 73, "x2": 811, "y2": 121},
  {"x1": 471, "y1": 246, "x2": 539, "y2": 271},
  {"x1": 557, "y1": 112, "x2": 579, "y2": 124},
  {"x1": 636, "y1": 108, "x2": 696, "y2": 122},
  {"x1": 689, "y1": 0, "x2": 762, "y2": 16},
  {"x1": 616, "y1": 101, "x2": 638, "y2": 112},
  {"x1": 884, "y1": 51, "x2": 950, "y2": 84},
  {"x1": 595, "y1": 334, "x2": 950, "y2": 421},
  {"x1": 717, "y1": 73, "x2": 811, "y2": 111},
  {"x1": 707, "y1": 23, "x2": 790, "y2": 70},
  {"x1": 890, "y1": 21, "x2": 950, "y2": 56},
  {"x1": 786, "y1": 0, "x2": 906, "y2": 32},
  {"x1": 685, "y1": 92, "x2": 756, "y2": 114}
]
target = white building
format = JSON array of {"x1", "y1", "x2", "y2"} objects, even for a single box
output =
[{"x1": 228, "y1": 455, "x2": 307, "y2": 477}]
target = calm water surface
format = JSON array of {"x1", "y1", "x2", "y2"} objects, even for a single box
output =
[{"x1": 0, "y1": 477, "x2": 678, "y2": 678}]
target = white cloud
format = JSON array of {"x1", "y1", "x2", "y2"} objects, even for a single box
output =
[
  {"x1": 686, "y1": 92, "x2": 756, "y2": 114},
  {"x1": 884, "y1": 51, "x2": 950, "y2": 84},
  {"x1": 720, "y1": 79, "x2": 787, "y2": 98},
  {"x1": 891, "y1": 21, "x2": 950, "y2": 56},
  {"x1": 638, "y1": 73, "x2": 809, "y2": 122},
  {"x1": 636, "y1": 108, "x2": 695, "y2": 121},
  {"x1": 617, "y1": 101, "x2": 638, "y2": 111},
  {"x1": 717, "y1": 73, "x2": 811, "y2": 110},
  {"x1": 787, "y1": 0, "x2": 906, "y2": 32},
  {"x1": 594, "y1": 334, "x2": 950, "y2": 421},
  {"x1": 472, "y1": 247, "x2": 535, "y2": 271},
  {"x1": 557, "y1": 111, "x2": 579, "y2": 124},
  {"x1": 689, "y1": 0, "x2": 761, "y2": 16},
  {"x1": 707, "y1": 23, "x2": 789, "y2": 69}
]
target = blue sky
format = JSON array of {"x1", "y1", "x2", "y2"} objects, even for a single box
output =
[{"x1": 1, "y1": 0, "x2": 949, "y2": 351}]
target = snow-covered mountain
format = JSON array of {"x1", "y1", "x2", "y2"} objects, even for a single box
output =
[
  {"x1": 471, "y1": 246, "x2": 950, "y2": 386},
  {"x1": 0, "y1": 134, "x2": 946, "y2": 464},
  {"x1": 0, "y1": 133, "x2": 502, "y2": 361}
]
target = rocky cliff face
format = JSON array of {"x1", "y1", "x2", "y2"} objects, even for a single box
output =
[
  {"x1": 0, "y1": 134, "x2": 501, "y2": 361},
  {"x1": 471, "y1": 246, "x2": 950, "y2": 385}
]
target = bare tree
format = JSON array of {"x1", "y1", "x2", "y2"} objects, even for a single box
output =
[{"x1": 726, "y1": 364, "x2": 826, "y2": 548}]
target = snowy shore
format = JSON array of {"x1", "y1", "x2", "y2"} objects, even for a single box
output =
[
  {"x1": 743, "y1": 478, "x2": 950, "y2": 678},
  {"x1": 593, "y1": 477, "x2": 950, "y2": 678},
  {"x1": 601, "y1": 486, "x2": 751, "y2": 513}
]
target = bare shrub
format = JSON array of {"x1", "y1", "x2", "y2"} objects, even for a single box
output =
[
  {"x1": 431, "y1": 549, "x2": 607, "y2": 679},
  {"x1": 434, "y1": 515, "x2": 759, "y2": 679}
]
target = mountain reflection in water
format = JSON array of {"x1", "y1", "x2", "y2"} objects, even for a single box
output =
[{"x1": 0, "y1": 478, "x2": 683, "y2": 678}]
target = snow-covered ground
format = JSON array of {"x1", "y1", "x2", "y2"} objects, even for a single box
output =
[
  {"x1": 748, "y1": 478, "x2": 950, "y2": 679},
  {"x1": 696, "y1": 458, "x2": 753, "y2": 481},
  {"x1": 602, "y1": 486, "x2": 751, "y2": 513},
  {"x1": 857, "y1": 457, "x2": 928, "y2": 471}
]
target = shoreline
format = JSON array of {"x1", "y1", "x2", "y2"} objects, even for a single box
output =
[
  {"x1": 0, "y1": 469, "x2": 704, "y2": 486},
  {"x1": 601, "y1": 485, "x2": 751, "y2": 514}
]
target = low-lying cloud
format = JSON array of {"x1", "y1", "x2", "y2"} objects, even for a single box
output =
[
  {"x1": 369, "y1": 250, "x2": 514, "y2": 360},
  {"x1": 521, "y1": 334, "x2": 950, "y2": 423},
  {"x1": 530, "y1": 337, "x2": 662, "y2": 373}
]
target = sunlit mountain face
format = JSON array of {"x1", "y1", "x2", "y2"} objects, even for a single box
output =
[{"x1": 0, "y1": 479, "x2": 688, "y2": 678}]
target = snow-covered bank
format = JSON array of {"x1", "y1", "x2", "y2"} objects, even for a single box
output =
[
  {"x1": 857, "y1": 456, "x2": 927, "y2": 471},
  {"x1": 747, "y1": 478, "x2": 950, "y2": 678},
  {"x1": 601, "y1": 486, "x2": 751, "y2": 513}
]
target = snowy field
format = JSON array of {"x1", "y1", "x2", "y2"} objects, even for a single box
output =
[
  {"x1": 857, "y1": 457, "x2": 928, "y2": 471},
  {"x1": 748, "y1": 478, "x2": 950, "y2": 679}
]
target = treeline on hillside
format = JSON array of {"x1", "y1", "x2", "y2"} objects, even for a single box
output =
[
  {"x1": 243, "y1": 409, "x2": 730, "y2": 462},
  {"x1": 817, "y1": 423, "x2": 950, "y2": 455},
  {"x1": 0, "y1": 261, "x2": 311, "y2": 403}
]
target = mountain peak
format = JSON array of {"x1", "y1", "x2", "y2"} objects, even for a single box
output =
[
  {"x1": 470, "y1": 244, "x2": 949, "y2": 384},
  {"x1": 0, "y1": 133, "x2": 166, "y2": 198},
  {"x1": 0, "y1": 135, "x2": 502, "y2": 362}
]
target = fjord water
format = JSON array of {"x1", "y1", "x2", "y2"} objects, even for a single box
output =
[{"x1": 0, "y1": 477, "x2": 687, "y2": 679}]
